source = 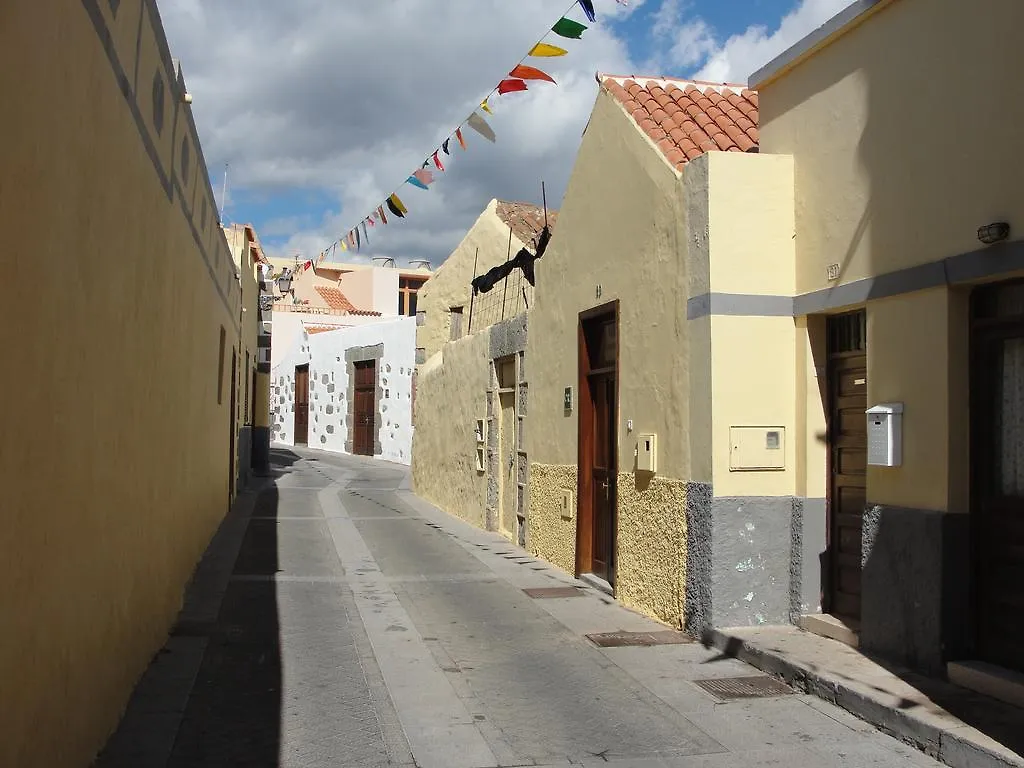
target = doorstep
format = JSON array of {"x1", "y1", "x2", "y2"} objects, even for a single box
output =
[{"x1": 702, "y1": 625, "x2": 1024, "y2": 768}]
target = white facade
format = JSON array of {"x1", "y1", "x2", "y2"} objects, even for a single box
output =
[{"x1": 270, "y1": 316, "x2": 417, "y2": 465}]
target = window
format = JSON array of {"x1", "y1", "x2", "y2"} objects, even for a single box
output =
[
  {"x1": 217, "y1": 326, "x2": 226, "y2": 404},
  {"x1": 398, "y1": 276, "x2": 426, "y2": 316},
  {"x1": 450, "y1": 306, "x2": 464, "y2": 340}
]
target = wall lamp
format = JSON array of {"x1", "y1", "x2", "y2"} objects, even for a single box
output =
[
  {"x1": 977, "y1": 222, "x2": 1010, "y2": 245},
  {"x1": 276, "y1": 268, "x2": 294, "y2": 295}
]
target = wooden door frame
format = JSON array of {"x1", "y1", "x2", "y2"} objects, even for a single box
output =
[
  {"x1": 575, "y1": 299, "x2": 620, "y2": 579},
  {"x1": 228, "y1": 350, "x2": 237, "y2": 505},
  {"x1": 294, "y1": 363, "x2": 309, "y2": 445},
  {"x1": 353, "y1": 359, "x2": 377, "y2": 456}
]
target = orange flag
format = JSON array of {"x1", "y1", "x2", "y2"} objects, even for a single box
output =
[
  {"x1": 456, "y1": 128, "x2": 466, "y2": 150},
  {"x1": 510, "y1": 64, "x2": 556, "y2": 84}
]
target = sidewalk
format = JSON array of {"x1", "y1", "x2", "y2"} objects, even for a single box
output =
[{"x1": 703, "y1": 626, "x2": 1024, "y2": 768}]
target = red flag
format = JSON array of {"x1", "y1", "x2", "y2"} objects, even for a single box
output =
[
  {"x1": 377, "y1": 205, "x2": 388, "y2": 225},
  {"x1": 433, "y1": 151, "x2": 445, "y2": 171},
  {"x1": 456, "y1": 128, "x2": 466, "y2": 150},
  {"x1": 509, "y1": 64, "x2": 556, "y2": 84},
  {"x1": 498, "y1": 79, "x2": 528, "y2": 94}
]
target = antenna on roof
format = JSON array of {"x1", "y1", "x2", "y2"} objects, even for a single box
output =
[
  {"x1": 541, "y1": 181, "x2": 548, "y2": 230},
  {"x1": 219, "y1": 162, "x2": 229, "y2": 223}
]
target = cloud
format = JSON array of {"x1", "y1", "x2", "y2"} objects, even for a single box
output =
[{"x1": 688, "y1": 0, "x2": 856, "y2": 84}]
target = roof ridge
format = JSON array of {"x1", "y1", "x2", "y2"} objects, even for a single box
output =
[{"x1": 597, "y1": 72, "x2": 753, "y2": 92}]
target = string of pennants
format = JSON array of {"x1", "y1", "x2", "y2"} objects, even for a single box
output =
[{"x1": 307, "y1": 0, "x2": 625, "y2": 268}]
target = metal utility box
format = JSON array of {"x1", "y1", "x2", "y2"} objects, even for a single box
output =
[
  {"x1": 866, "y1": 403, "x2": 903, "y2": 467},
  {"x1": 637, "y1": 434, "x2": 658, "y2": 473},
  {"x1": 729, "y1": 427, "x2": 786, "y2": 471}
]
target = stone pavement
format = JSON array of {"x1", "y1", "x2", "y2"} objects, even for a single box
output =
[{"x1": 94, "y1": 447, "x2": 945, "y2": 768}]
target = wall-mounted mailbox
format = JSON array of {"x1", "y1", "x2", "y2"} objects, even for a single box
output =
[
  {"x1": 637, "y1": 433, "x2": 658, "y2": 473},
  {"x1": 729, "y1": 426, "x2": 786, "y2": 471},
  {"x1": 560, "y1": 490, "x2": 575, "y2": 520},
  {"x1": 866, "y1": 403, "x2": 903, "y2": 467},
  {"x1": 564, "y1": 386, "x2": 573, "y2": 413}
]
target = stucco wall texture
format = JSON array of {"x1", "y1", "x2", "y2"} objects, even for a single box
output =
[
  {"x1": 0, "y1": 2, "x2": 245, "y2": 766},
  {"x1": 527, "y1": 463, "x2": 578, "y2": 576},
  {"x1": 411, "y1": 329, "x2": 491, "y2": 529}
]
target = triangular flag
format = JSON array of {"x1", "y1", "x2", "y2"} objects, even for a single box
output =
[
  {"x1": 481, "y1": 98, "x2": 492, "y2": 114},
  {"x1": 529, "y1": 42, "x2": 568, "y2": 57},
  {"x1": 377, "y1": 205, "x2": 388, "y2": 225},
  {"x1": 455, "y1": 128, "x2": 466, "y2": 150},
  {"x1": 510, "y1": 64, "x2": 557, "y2": 84},
  {"x1": 367, "y1": 213, "x2": 376, "y2": 227},
  {"x1": 340, "y1": 239, "x2": 348, "y2": 251},
  {"x1": 577, "y1": 0, "x2": 596, "y2": 22},
  {"x1": 433, "y1": 151, "x2": 445, "y2": 172},
  {"x1": 355, "y1": 227, "x2": 362, "y2": 250},
  {"x1": 389, "y1": 193, "x2": 408, "y2": 215},
  {"x1": 499, "y1": 79, "x2": 528, "y2": 95},
  {"x1": 552, "y1": 17, "x2": 587, "y2": 39},
  {"x1": 467, "y1": 112, "x2": 496, "y2": 143},
  {"x1": 407, "y1": 174, "x2": 429, "y2": 190},
  {"x1": 442, "y1": 138, "x2": 451, "y2": 155},
  {"x1": 361, "y1": 220, "x2": 369, "y2": 241},
  {"x1": 413, "y1": 168, "x2": 434, "y2": 186}
]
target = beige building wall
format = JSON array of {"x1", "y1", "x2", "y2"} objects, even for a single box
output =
[
  {"x1": 525, "y1": 89, "x2": 692, "y2": 626},
  {"x1": 0, "y1": 3, "x2": 245, "y2": 766},
  {"x1": 416, "y1": 200, "x2": 531, "y2": 366},
  {"x1": 411, "y1": 333, "x2": 492, "y2": 528},
  {"x1": 753, "y1": 0, "x2": 1021, "y2": 515}
]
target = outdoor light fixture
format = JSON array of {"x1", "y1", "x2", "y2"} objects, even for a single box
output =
[
  {"x1": 276, "y1": 268, "x2": 294, "y2": 295},
  {"x1": 977, "y1": 222, "x2": 1010, "y2": 245}
]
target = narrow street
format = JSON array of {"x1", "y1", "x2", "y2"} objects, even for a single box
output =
[{"x1": 96, "y1": 448, "x2": 942, "y2": 768}]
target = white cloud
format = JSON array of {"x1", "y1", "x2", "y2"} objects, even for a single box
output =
[{"x1": 689, "y1": 0, "x2": 856, "y2": 84}]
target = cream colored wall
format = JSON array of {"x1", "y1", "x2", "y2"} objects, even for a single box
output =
[
  {"x1": 524, "y1": 89, "x2": 691, "y2": 626},
  {"x1": 416, "y1": 200, "x2": 526, "y2": 365},
  {"x1": 756, "y1": 0, "x2": 1024, "y2": 295},
  {"x1": 410, "y1": 331, "x2": 491, "y2": 529},
  {"x1": 0, "y1": 3, "x2": 243, "y2": 767}
]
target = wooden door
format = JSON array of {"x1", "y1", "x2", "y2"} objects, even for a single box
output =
[
  {"x1": 826, "y1": 311, "x2": 867, "y2": 622},
  {"x1": 499, "y1": 391, "x2": 517, "y2": 538},
  {"x1": 353, "y1": 360, "x2": 377, "y2": 456},
  {"x1": 294, "y1": 364, "x2": 309, "y2": 445},
  {"x1": 971, "y1": 282, "x2": 1024, "y2": 673},
  {"x1": 577, "y1": 305, "x2": 618, "y2": 587},
  {"x1": 229, "y1": 352, "x2": 237, "y2": 503}
]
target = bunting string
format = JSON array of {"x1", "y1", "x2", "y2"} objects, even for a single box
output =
[{"x1": 304, "y1": 0, "x2": 619, "y2": 269}]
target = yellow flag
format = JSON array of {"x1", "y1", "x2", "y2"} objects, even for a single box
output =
[
  {"x1": 390, "y1": 193, "x2": 408, "y2": 215},
  {"x1": 529, "y1": 43, "x2": 568, "y2": 57},
  {"x1": 339, "y1": 240, "x2": 347, "y2": 251},
  {"x1": 481, "y1": 98, "x2": 492, "y2": 114}
]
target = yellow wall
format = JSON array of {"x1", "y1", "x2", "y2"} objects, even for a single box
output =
[
  {"x1": 756, "y1": 0, "x2": 1024, "y2": 295},
  {"x1": 416, "y1": 200, "x2": 529, "y2": 366},
  {"x1": 411, "y1": 332, "x2": 491, "y2": 528},
  {"x1": 0, "y1": 2, "x2": 244, "y2": 766},
  {"x1": 524, "y1": 88, "x2": 691, "y2": 626}
]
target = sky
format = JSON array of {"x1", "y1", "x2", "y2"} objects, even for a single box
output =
[{"x1": 160, "y1": 0, "x2": 855, "y2": 267}]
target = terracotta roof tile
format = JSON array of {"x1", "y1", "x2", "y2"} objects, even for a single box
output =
[
  {"x1": 495, "y1": 200, "x2": 558, "y2": 248},
  {"x1": 600, "y1": 75, "x2": 759, "y2": 169},
  {"x1": 314, "y1": 286, "x2": 357, "y2": 312},
  {"x1": 305, "y1": 324, "x2": 345, "y2": 335}
]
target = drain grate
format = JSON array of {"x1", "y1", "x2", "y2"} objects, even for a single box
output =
[
  {"x1": 693, "y1": 676, "x2": 794, "y2": 700},
  {"x1": 523, "y1": 587, "x2": 584, "y2": 599},
  {"x1": 585, "y1": 630, "x2": 694, "y2": 647}
]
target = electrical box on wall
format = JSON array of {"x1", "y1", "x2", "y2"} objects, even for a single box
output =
[
  {"x1": 560, "y1": 490, "x2": 575, "y2": 520},
  {"x1": 637, "y1": 433, "x2": 658, "y2": 473},
  {"x1": 866, "y1": 403, "x2": 903, "y2": 467},
  {"x1": 729, "y1": 427, "x2": 786, "y2": 471},
  {"x1": 474, "y1": 418, "x2": 486, "y2": 444}
]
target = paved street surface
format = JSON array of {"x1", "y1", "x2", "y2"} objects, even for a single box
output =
[{"x1": 96, "y1": 448, "x2": 944, "y2": 768}]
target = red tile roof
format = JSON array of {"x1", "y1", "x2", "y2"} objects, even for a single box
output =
[
  {"x1": 305, "y1": 324, "x2": 345, "y2": 335},
  {"x1": 495, "y1": 201, "x2": 558, "y2": 249},
  {"x1": 599, "y1": 75, "x2": 759, "y2": 172},
  {"x1": 314, "y1": 286, "x2": 357, "y2": 312}
]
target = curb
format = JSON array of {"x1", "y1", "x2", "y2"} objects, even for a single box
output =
[{"x1": 702, "y1": 628, "x2": 1024, "y2": 768}]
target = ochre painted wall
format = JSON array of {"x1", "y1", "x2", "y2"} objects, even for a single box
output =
[
  {"x1": 756, "y1": 0, "x2": 1024, "y2": 295},
  {"x1": 0, "y1": 2, "x2": 243, "y2": 766},
  {"x1": 416, "y1": 200, "x2": 529, "y2": 367},
  {"x1": 524, "y1": 88, "x2": 691, "y2": 626},
  {"x1": 411, "y1": 331, "x2": 491, "y2": 529}
]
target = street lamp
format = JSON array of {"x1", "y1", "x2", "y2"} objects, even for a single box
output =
[{"x1": 276, "y1": 268, "x2": 294, "y2": 295}]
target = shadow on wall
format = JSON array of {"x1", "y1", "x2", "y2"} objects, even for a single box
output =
[{"x1": 94, "y1": 458, "x2": 293, "y2": 766}]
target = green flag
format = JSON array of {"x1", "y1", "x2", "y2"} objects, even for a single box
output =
[{"x1": 552, "y1": 17, "x2": 587, "y2": 39}]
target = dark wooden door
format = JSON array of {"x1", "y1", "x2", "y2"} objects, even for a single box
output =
[
  {"x1": 590, "y1": 372, "x2": 617, "y2": 583},
  {"x1": 577, "y1": 306, "x2": 618, "y2": 588},
  {"x1": 826, "y1": 311, "x2": 867, "y2": 622},
  {"x1": 971, "y1": 282, "x2": 1024, "y2": 673},
  {"x1": 294, "y1": 364, "x2": 309, "y2": 445},
  {"x1": 353, "y1": 360, "x2": 376, "y2": 456},
  {"x1": 229, "y1": 352, "x2": 237, "y2": 504}
]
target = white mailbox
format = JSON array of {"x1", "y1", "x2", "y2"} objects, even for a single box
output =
[
  {"x1": 866, "y1": 403, "x2": 903, "y2": 467},
  {"x1": 637, "y1": 433, "x2": 658, "y2": 474}
]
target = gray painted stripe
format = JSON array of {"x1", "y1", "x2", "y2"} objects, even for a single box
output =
[
  {"x1": 749, "y1": 0, "x2": 885, "y2": 88},
  {"x1": 688, "y1": 239, "x2": 1024, "y2": 318}
]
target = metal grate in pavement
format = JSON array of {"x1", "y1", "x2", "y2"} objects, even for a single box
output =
[
  {"x1": 585, "y1": 630, "x2": 694, "y2": 647},
  {"x1": 693, "y1": 675, "x2": 794, "y2": 700},
  {"x1": 523, "y1": 587, "x2": 585, "y2": 599}
]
